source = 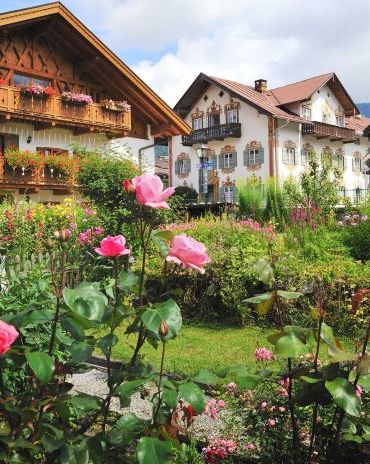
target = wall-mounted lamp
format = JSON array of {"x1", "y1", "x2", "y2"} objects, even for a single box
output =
[{"x1": 26, "y1": 135, "x2": 32, "y2": 144}]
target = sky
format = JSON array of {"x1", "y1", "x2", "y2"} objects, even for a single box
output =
[{"x1": 3, "y1": 0, "x2": 370, "y2": 106}]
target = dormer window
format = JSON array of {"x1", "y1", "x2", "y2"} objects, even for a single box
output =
[
  {"x1": 224, "y1": 97, "x2": 240, "y2": 124},
  {"x1": 191, "y1": 108, "x2": 204, "y2": 131},
  {"x1": 192, "y1": 118, "x2": 203, "y2": 130},
  {"x1": 302, "y1": 105, "x2": 311, "y2": 121},
  {"x1": 226, "y1": 108, "x2": 238, "y2": 123}
]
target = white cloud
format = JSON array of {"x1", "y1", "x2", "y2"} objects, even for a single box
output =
[{"x1": 62, "y1": 0, "x2": 370, "y2": 104}]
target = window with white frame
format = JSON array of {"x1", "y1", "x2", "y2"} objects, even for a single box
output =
[
  {"x1": 192, "y1": 118, "x2": 203, "y2": 130},
  {"x1": 353, "y1": 156, "x2": 362, "y2": 172},
  {"x1": 336, "y1": 115, "x2": 344, "y2": 127},
  {"x1": 302, "y1": 106, "x2": 311, "y2": 120},
  {"x1": 249, "y1": 149, "x2": 259, "y2": 165},
  {"x1": 226, "y1": 109, "x2": 238, "y2": 124},
  {"x1": 284, "y1": 148, "x2": 296, "y2": 164},
  {"x1": 224, "y1": 186, "x2": 235, "y2": 202},
  {"x1": 301, "y1": 149, "x2": 309, "y2": 165},
  {"x1": 338, "y1": 186, "x2": 346, "y2": 198},
  {"x1": 179, "y1": 159, "x2": 187, "y2": 174},
  {"x1": 336, "y1": 154, "x2": 345, "y2": 170},
  {"x1": 224, "y1": 152, "x2": 233, "y2": 168}
]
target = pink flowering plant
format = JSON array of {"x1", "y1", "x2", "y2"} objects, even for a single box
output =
[{"x1": 0, "y1": 173, "x2": 215, "y2": 463}]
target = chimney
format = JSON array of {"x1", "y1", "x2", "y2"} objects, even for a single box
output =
[{"x1": 254, "y1": 79, "x2": 267, "y2": 93}]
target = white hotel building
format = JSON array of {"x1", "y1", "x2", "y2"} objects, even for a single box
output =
[{"x1": 171, "y1": 72, "x2": 370, "y2": 203}]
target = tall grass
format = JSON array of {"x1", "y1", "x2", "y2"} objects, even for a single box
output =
[{"x1": 237, "y1": 177, "x2": 288, "y2": 226}]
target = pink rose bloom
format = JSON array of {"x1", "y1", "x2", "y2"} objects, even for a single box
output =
[
  {"x1": 356, "y1": 386, "x2": 362, "y2": 399},
  {"x1": 166, "y1": 234, "x2": 211, "y2": 274},
  {"x1": 132, "y1": 174, "x2": 175, "y2": 209},
  {"x1": 255, "y1": 347, "x2": 273, "y2": 362},
  {"x1": 278, "y1": 406, "x2": 286, "y2": 412},
  {"x1": 0, "y1": 320, "x2": 19, "y2": 355},
  {"x1": 95, "y1": 235, "x2": 131, "y2": 257},
  {"x1": 268, "y1": 419, "x2": 277, "y2": 427},
  {"x1": 245, "y1": 443, "x2": 256, "y2": 450},
  {"x1": 227, "y1": 382, "x2": 237, "y2": 393},
  {"x1": 217, "y1": 400, "x2": 225, "y2": 408},
  {"x1": 261, "y1": 402, "x2": 268, "y2": 408}
]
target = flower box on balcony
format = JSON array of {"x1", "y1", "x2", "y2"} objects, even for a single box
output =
[
  {"x1": 101, "y1": 99, "x2": 131, "y2": 112},
  {"x1": 20, "y1": 84, "x2": 55, "y2": 99},
  {"x1": 61, "y1": 92, "x2": 93, "y2": 106},
  {"x1": 4, "y1": 148, "x2": 42, "y2": 169}
]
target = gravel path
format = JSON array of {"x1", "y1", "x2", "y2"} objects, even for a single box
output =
[{"x1": 71, "y1": 367, "x2": 224, "y2": 438}]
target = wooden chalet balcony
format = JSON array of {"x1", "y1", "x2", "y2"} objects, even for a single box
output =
[
  {"x1": 182, "y1": 123, "x2": 242, "y2": 146},
  {"x1": 302, "y1": 121, "x2": 357, "y2": 143},
  {"x1": 0, "y1": 85, "x2": 131, "y2": 135},
  {"x1": 0, "y1": 161, "x2": 75, "y2": 193}
]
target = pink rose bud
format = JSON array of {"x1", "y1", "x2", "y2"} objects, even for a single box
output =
[
  {"x1": 95, "y1": 235, "x2": 131, "y2": 258},
  {"x1": 123, "y1": 179, "x2": 135, "y2": 193},
  {"x1": 0, "y1": 320, "x2": 19, "y2": 355},
  {"x1": 166, "y1": 234, "x2": 211, "y2": 274},
  {"x1": 160, "y1": 321, "x2": 168, "y2": 338},
  {"x1": 132, "y1": 174, "x2": 175, "y2": 209}
]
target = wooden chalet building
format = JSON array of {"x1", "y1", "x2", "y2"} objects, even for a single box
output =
[{"x1": 0, "y1": 2, "x2": 190, "y2": 201}]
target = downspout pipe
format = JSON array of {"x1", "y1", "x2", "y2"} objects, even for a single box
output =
[
  {"x1": 273, "y1": 118, "x2": 290, "y2": 183},
  {"x1": 138, "y1": 143, "x2": 156, "y2": 172}
]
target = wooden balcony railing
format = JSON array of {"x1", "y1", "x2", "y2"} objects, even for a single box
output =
[
  {"x1": 182, "y1": 123, "x2": 242, "y2": 146},
  {"x1": 0, "y1": 85, "x2": 131, "y2": 134},
  {"x1": 302, "y1": 121, "x2": 357, "y2": 143},
  {"x1": 0, "y1": 158, "x2": 76, "y2": 192}
]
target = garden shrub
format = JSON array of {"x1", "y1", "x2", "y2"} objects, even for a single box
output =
[{"x1": 342, "y1": 219, "x2": 370, "y2": 261}]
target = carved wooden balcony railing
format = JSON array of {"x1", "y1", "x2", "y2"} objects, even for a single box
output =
[
  {"x1": 0, "y1": 85, "x2": 131, "y2": 134},
  {"x1": 302, "y1": 121, "x2": 357, "y2": 143},
  {"x1": 182, "y1": 123, "x2": 242, "y2": 146},
  {"x1": 0, "y1": 157, "x2": 77, "y2": 192}
]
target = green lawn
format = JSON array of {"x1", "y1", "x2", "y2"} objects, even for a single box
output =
[{"x1": 95, "y1": 324, "x2": 276, "y2": 376}]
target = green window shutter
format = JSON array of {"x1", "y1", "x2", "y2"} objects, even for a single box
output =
[
  {"x1": 352, "y1": 158, "x2": 355, "y2": 172},
  {"x1": 343, "y1": 155, "x2": 347, "y2": 170},
  {"x1": 219, "y1": 186, "x2": 225, "y2": 202},
  {"x1": 282, "y1": 149, "x2": 288, "y2": 164},
  {"x1": 218, "y1": 154, "x2": 224, "y2": 169},
  {"x1": 210, "y1": 155, "x2": 217, "y2": 169},
  {"x1": 300, "y1": 149, "x2": 305, "y2": 165},
  {"x1": 257, "y1": 148, "x2": 264, "y2": 164},
  {"x1": 174, "y1": 160, "x2": 180, "y2": 175},
  {"x1": 332, "y1": 154, "x2": 338, "y2": 169},
  {"x1": 243, "y1": 150, "x2": 249, "y2": 166},
  {"x1": 231, "y1": 151, "x2": 237, "y2": 167},
  {"x1": 185, "y1": 158, "x2": 191, "y2": 173}
]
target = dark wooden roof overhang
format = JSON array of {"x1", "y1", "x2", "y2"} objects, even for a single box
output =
[{"x1": 0, "y1": 2, "x2": 191, "y2": 137}]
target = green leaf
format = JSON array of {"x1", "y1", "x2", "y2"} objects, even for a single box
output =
[
  {"x1": 61, "y1": 317, "x2": 85, "y2": 341},
  {"x1": 109, "y1": 414, "x2": 143, "y2": 446},
  {"x1": 253, "y1": 258, "x2": 274, "y2": 285},
  {"x1": 325, "y1": 378, "x2": 361, "y2": 417},
  {"x1": 141, "y1": 299, "x2": 182, "y2": 340},
  {"x1": 320, "y1": 322, "x2": 336, "y2": 346},
  {"x1": 162, "y1": 389, "x2": 179, "y2": 409},
  {"x1": 118, "y1": 271, "x2": 139, "y2": 293},
  {"x1": 277, "y1": 290, "x2": 303, "y2": 300},
  {"x1": 192, "y1": 369, "x2": 221, "y2": 386},
  {"x1": 63, "y1": 283, "x2": 108, "y2": 322},
  {"x1": 41, "y1": 435, "x2": 64, "y2": 453},
  {"x1": 60, "y1": 440, "x2": 89, "y2": 464},
  {"x1": 70, "y1": 341, "x2": 93, "y2": 363},
  {"x1": 69, "y1": 394, "x2": 100, "y2": 413},
  {"x1": 137, "y1": 437, "x2": 172, "y2": 464},
  {"x1": 300, "y1": 376, "x2": 323, "y2": 384},
  {"x1": 343, "y1": 433, "x2": 362, "y2": 444},
  {"x1": 275, "y1": 333, "x2": 310, "y2": 358},
  {"x1": 244, "y1": 293, "x2": 273, "y2": 304},
  {"x1": 151, "y1": 230, "x2": 175, "y2": 258},
  {"x1": 97, "y1": 334, "x2": 118, "y2": 358},
  {"x1": 358, "y1": 374, "x2": 370, "y2": 390},
  {"x1": 236, "y1": 373, "x2": 261, "y2": 390},
  {"x1": 328, "y1": 346, "x2": 358, "y2": 363},
  {"x1": 25, "y1": 351, "x2": 54, "y2": 385},
  {"x1": 115, "y1": 380, "x2": 146, "y2": 407},
  {"x1": 178, "y1": 382, "x2": 205, "y2": 414}
]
